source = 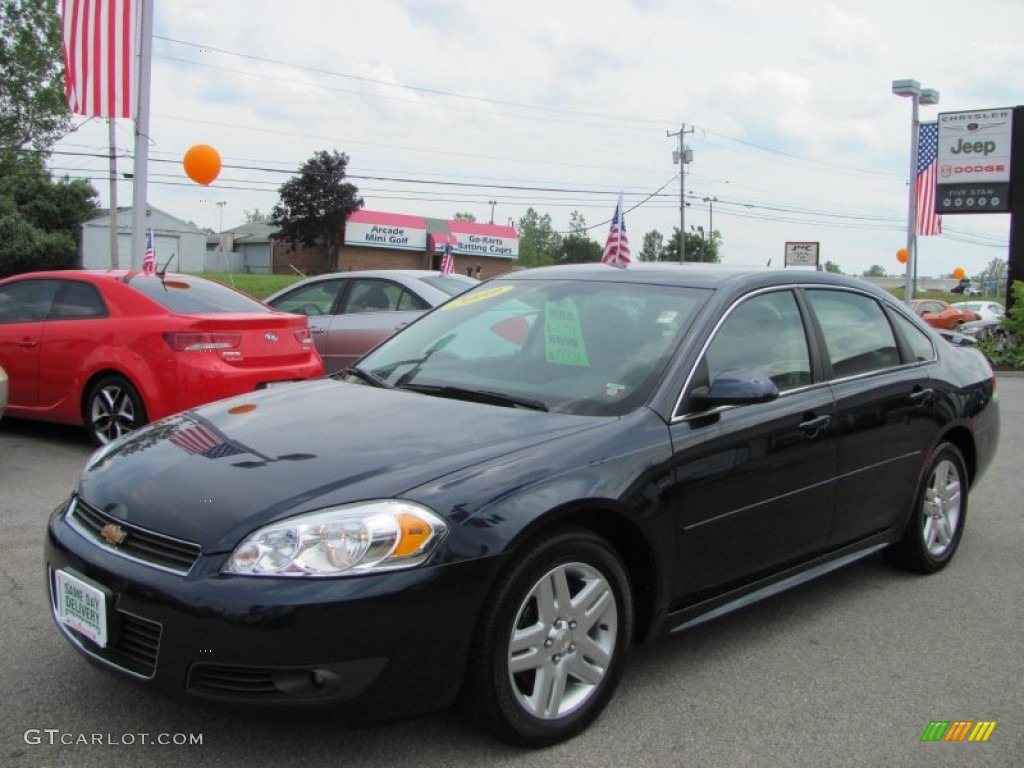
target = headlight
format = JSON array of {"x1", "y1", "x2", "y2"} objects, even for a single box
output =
[{"x1": 224, "y1": 500, "x2": 448, "y2": 577}]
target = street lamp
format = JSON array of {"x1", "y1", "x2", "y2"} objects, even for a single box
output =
[
  {"x1": 488, "y1": 200, "x2": 497, "y2": 224},
  {"x1": 703, "y1": 196, "x2": 717, "y2": 259},
  {"x1": 892, "y1": 79, "x2": 939, "y2": 304}
]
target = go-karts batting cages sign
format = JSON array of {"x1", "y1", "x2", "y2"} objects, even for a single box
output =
[
  {"x1": 936, "y1": 108, "x2": 1013, "y2": 213},
  {"x1": 784, "y1": 241, "x2": 820, "y2": 268}
]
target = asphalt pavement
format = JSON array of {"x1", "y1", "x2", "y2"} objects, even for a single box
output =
[{"x1": 1, "y1": 378, "x2": 1022, "y2": 767}]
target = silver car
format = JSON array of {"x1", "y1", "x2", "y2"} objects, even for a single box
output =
[{"x1": 264, "y1": 270, "x2": 478, "y2": 374}]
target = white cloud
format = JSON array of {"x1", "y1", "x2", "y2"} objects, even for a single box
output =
[{"x1": 52, "y1": 0, "x2": 1023, "y2": 278}]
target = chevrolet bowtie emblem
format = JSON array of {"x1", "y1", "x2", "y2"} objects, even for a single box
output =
[{"x1": 100, "y1": 523, "x2": 127, "y2": 546}]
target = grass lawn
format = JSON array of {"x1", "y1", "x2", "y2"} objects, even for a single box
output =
[{"x1": 195, "y1": 273, "x2": 305, "y2": 300}]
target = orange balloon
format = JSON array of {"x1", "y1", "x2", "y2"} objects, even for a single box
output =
[
  {"x1": 953, "y1": 267, "x2": 966, "y2": 280},
  {"x1": 896, "y1": 248, "x2": 908, "y2": 264},
  {"x1": 183, "y1": 144, "x2": 221, "y2": 185}
]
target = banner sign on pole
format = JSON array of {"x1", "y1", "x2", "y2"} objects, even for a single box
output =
[{"x1": 936, "y1": 108, "x2": 1014, "y2": 213}]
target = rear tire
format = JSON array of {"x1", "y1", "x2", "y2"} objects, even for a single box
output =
[
  {"x1": 459, "y1": 528, "x2": 633, "y2": 747},
  {"x1": 85, "y1": 374, "x2": 147, "y2": 445},
  {"x1": 886, "y1": 443, "x2": 967, "y2": 574}
]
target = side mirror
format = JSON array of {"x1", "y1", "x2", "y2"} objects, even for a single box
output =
[{"x1": 691, "y1": 369, "x2": 779, "y2": 407}]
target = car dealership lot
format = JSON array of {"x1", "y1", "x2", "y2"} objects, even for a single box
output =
[{"x1": 1, "y1": 378, "x2": 1022, "y2": 767}]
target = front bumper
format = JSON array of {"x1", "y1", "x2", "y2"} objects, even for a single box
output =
[{"x1": 45, "y1": 501, "x2": 497, "y2": 720}]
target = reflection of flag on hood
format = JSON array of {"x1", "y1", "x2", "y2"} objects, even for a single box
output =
[
  {"x1": 440, "y1": 240, "x2": 454, "y2": 274},
  {"x1": 142, "y1": 229, "x2": 156, "y2": 275},
  {"x1": 601, "y1": 193, "x2": 631, "y2": 269},
  {"x1": 169, "y1": 418, "x2": 245, "y2": 459}
]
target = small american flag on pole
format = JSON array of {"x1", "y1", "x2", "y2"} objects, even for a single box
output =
[
  {"x1": 61, "y1": 0, "x2": 137, "y2": 118},
  {"x1": 142, "y1": 229, "x2": 156, "y2": 275},
  {"x1": 916, "y1": 122, "x2": 942, "y2": 236},
  {"x1": 602, "y1": 193, "x2": 631, "y2": 269},
  {"x1": 440, "y1": 240, "x2": 454, "y2": 275}
]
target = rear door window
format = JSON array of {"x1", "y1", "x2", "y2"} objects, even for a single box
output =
[{"x1": 806, "y1": 290, "x2": 900, "y2": 377}]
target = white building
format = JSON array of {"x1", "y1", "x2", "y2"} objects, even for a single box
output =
[{"x1": 80, "y1": 207, "x2": 208, "y2": 272}]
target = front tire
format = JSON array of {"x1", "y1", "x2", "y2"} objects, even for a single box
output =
[
  {"x1": 887, "y1": 443, "x2": 968, "y2": 573},
  {"x1": 85, "y1": 374, "x2": 147, "y2": 445},
  {"x1": 460, "y1": 528, "x2": 633, "y2": 747}
]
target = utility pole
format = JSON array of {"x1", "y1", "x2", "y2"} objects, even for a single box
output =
[{"x1": 667, "y1": 124, "x2": 694, "y2": 263}]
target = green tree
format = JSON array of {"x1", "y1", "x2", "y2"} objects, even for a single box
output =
[
  {"x1": 0, "y1": 155, "x2": 98, "y2": 276},
  {"x1": 557, "y1": 210, "x2": 602, "y2": 264},
  {"x1": 640, "y1": 229, "x2": 664, "y2": 261},
  {"x1": 863, "y1": 264, "x2": 887, "y2": 278},
  {"x1": 243, "y1": 207, "x2": 270, "y2": 224},
  {"x1": 823, "y1": 260, "x2": 843, "y2": 274},
  {"x1": 0, "y1": 0, "x2": 69, "y2": 159},
  {"x1": 270, "y1": 150, "x2": 363, "y2": 270},
  {"x1": 516, "y1": 208, "x2": 561, "y2": 267},
  {"x1": 661, "y1": 227, "x2": 717, "y2": 262},
  {"x1": 452, "y1": 212, "x2": 476, "y2": 222}
]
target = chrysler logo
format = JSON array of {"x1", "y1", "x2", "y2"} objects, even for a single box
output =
[
  {"x1": 100, "y1": 523, "x2": 127, "y2": 546},
  {"x1": 264, "y1": 332, "x2": 278, "y2": 342}
]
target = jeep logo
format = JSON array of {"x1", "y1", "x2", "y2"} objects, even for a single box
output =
[{"x1": 950, "y1": 138, "x2": 997, "y2": 156}]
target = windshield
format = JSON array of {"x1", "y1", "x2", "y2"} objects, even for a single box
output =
[
  {"x1": 129, "y1": 275, "x2": 271, "y2": 314},
  {"x1": 357, "y1": 277, "x2": 708, "y2": 416},
  {"x1": 416, "y1": 273, "x2": 479, "y2": 296}
]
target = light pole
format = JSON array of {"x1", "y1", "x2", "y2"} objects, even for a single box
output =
[
  {"x1": 892, "y1": 79, "x2": 939, "y2": 304},
  {"x1": 703, "y1": 196, "x2": 717, "y2": 259},
  {"x1": 488, "y1": 200, "x2": 497, "y2": 224}
]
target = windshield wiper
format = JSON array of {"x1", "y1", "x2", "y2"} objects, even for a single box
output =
[
  {"x1": 338, "y1": 366, "x2": 393, "y2": 389},
  {"x1": 401, "y1": 383, "x2": 548, "y2": 411}
]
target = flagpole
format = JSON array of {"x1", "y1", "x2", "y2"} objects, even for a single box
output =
[
  {"x1": 130, "y1": 0, "x2": 154, "y2": 271},
  {"x1": 108, "y1": 119, "x2": 119, "y2": 268}
]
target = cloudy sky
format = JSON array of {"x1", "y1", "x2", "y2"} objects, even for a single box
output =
[{"x1": 52, "y1": 0, "x2": 1023, "y2": 277}]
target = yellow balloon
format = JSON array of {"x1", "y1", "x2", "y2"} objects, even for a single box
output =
[{"x1": 183, "y1": 144, "x2": 221, "y2": 185}]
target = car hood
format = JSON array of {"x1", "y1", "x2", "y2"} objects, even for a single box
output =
[{"x1": 77, "y1": 378, "x2": 603, "y2": 551}]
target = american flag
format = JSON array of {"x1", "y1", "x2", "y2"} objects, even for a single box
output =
[
  {"x1": 169, "y1": 421, "x2": 246, "y2": 459},
  {"x1": 142, "y1": 229, "x2": 156, "y2": 275},
  {"x1": 440, "y1": 240, "x2": 454, "y2": 274},
  {"x1": 61, "y1": 0, "x2": 137, "y2": 118},
  {"x1": 916, "y1": 122, "x2": 942, "y2": 236},
  {"x1": 602, "y1": 193, "x2": 631, "y2": 269}
]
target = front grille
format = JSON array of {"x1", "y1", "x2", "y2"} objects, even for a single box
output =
[
  {"x1": 66, "y1": 497, "x2": 201, "y2": 575},
  {"x1": 49, "y1": 571, "x2": 162, "y2": 679},
  {"x1": 189, "y1": 665, "x2": 280, "y2": 698}
]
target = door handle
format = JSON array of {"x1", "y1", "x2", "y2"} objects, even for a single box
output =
[
  {"x1": 909, "y1": 388, "x2": 934, "y2": 407},
  {"x1": 18, "y1": 339, "x2": 39, "y2": 348},
  {"x1": 798, "y1": 414, "x2": 831, "y2": 438},
  {"x1": 310, "y1": 327, "x2": 326, "y2": 335}
]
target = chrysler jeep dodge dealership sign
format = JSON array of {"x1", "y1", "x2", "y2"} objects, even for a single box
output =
[{"x1": 936, "y1": 108, "x2": 1014, "y2": 213}]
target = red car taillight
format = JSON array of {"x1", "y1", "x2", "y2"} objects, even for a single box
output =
[
  {"x1": 162, "y1": 332, "x2": 241, "y2": 351},
  {"x1": 294, "y1": 328, "x2": 312, "y2": 344}
]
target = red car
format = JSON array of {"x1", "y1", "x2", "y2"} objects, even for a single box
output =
[
  {"x1": 0, "y1": 270, "x2": 323, "y2": 443},
  {"x1": 911, "y1": 299, "x2": 981, "y2": 331}
]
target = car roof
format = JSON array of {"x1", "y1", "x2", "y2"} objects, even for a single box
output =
[{"x1": 497, "y1": 262, "x2": 892, "y2": 296}]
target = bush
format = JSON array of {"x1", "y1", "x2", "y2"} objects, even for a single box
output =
[{"x1": 976, "y1": 281, "x2": 1024, "y2": 369}]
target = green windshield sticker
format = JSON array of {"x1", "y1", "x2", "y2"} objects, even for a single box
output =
[{"x1": 544, "y1": 299, "x2": 589, "y2": 366}]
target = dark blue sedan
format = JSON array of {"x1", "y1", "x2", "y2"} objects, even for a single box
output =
[{"x1": 46, "y1": 264, "x2": 999, "y2": 747}]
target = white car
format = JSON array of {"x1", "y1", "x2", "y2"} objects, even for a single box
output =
[
  {"x1": 952, "y1": 301, "x2": 1005, "y2": 322},
  {"x1": 0, "y1": 363, "x2": 7, "y2": 421}
]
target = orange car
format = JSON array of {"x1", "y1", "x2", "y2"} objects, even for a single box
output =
[{"x1": 911, "y1": 299, "x2": 981, "y2": 330}]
